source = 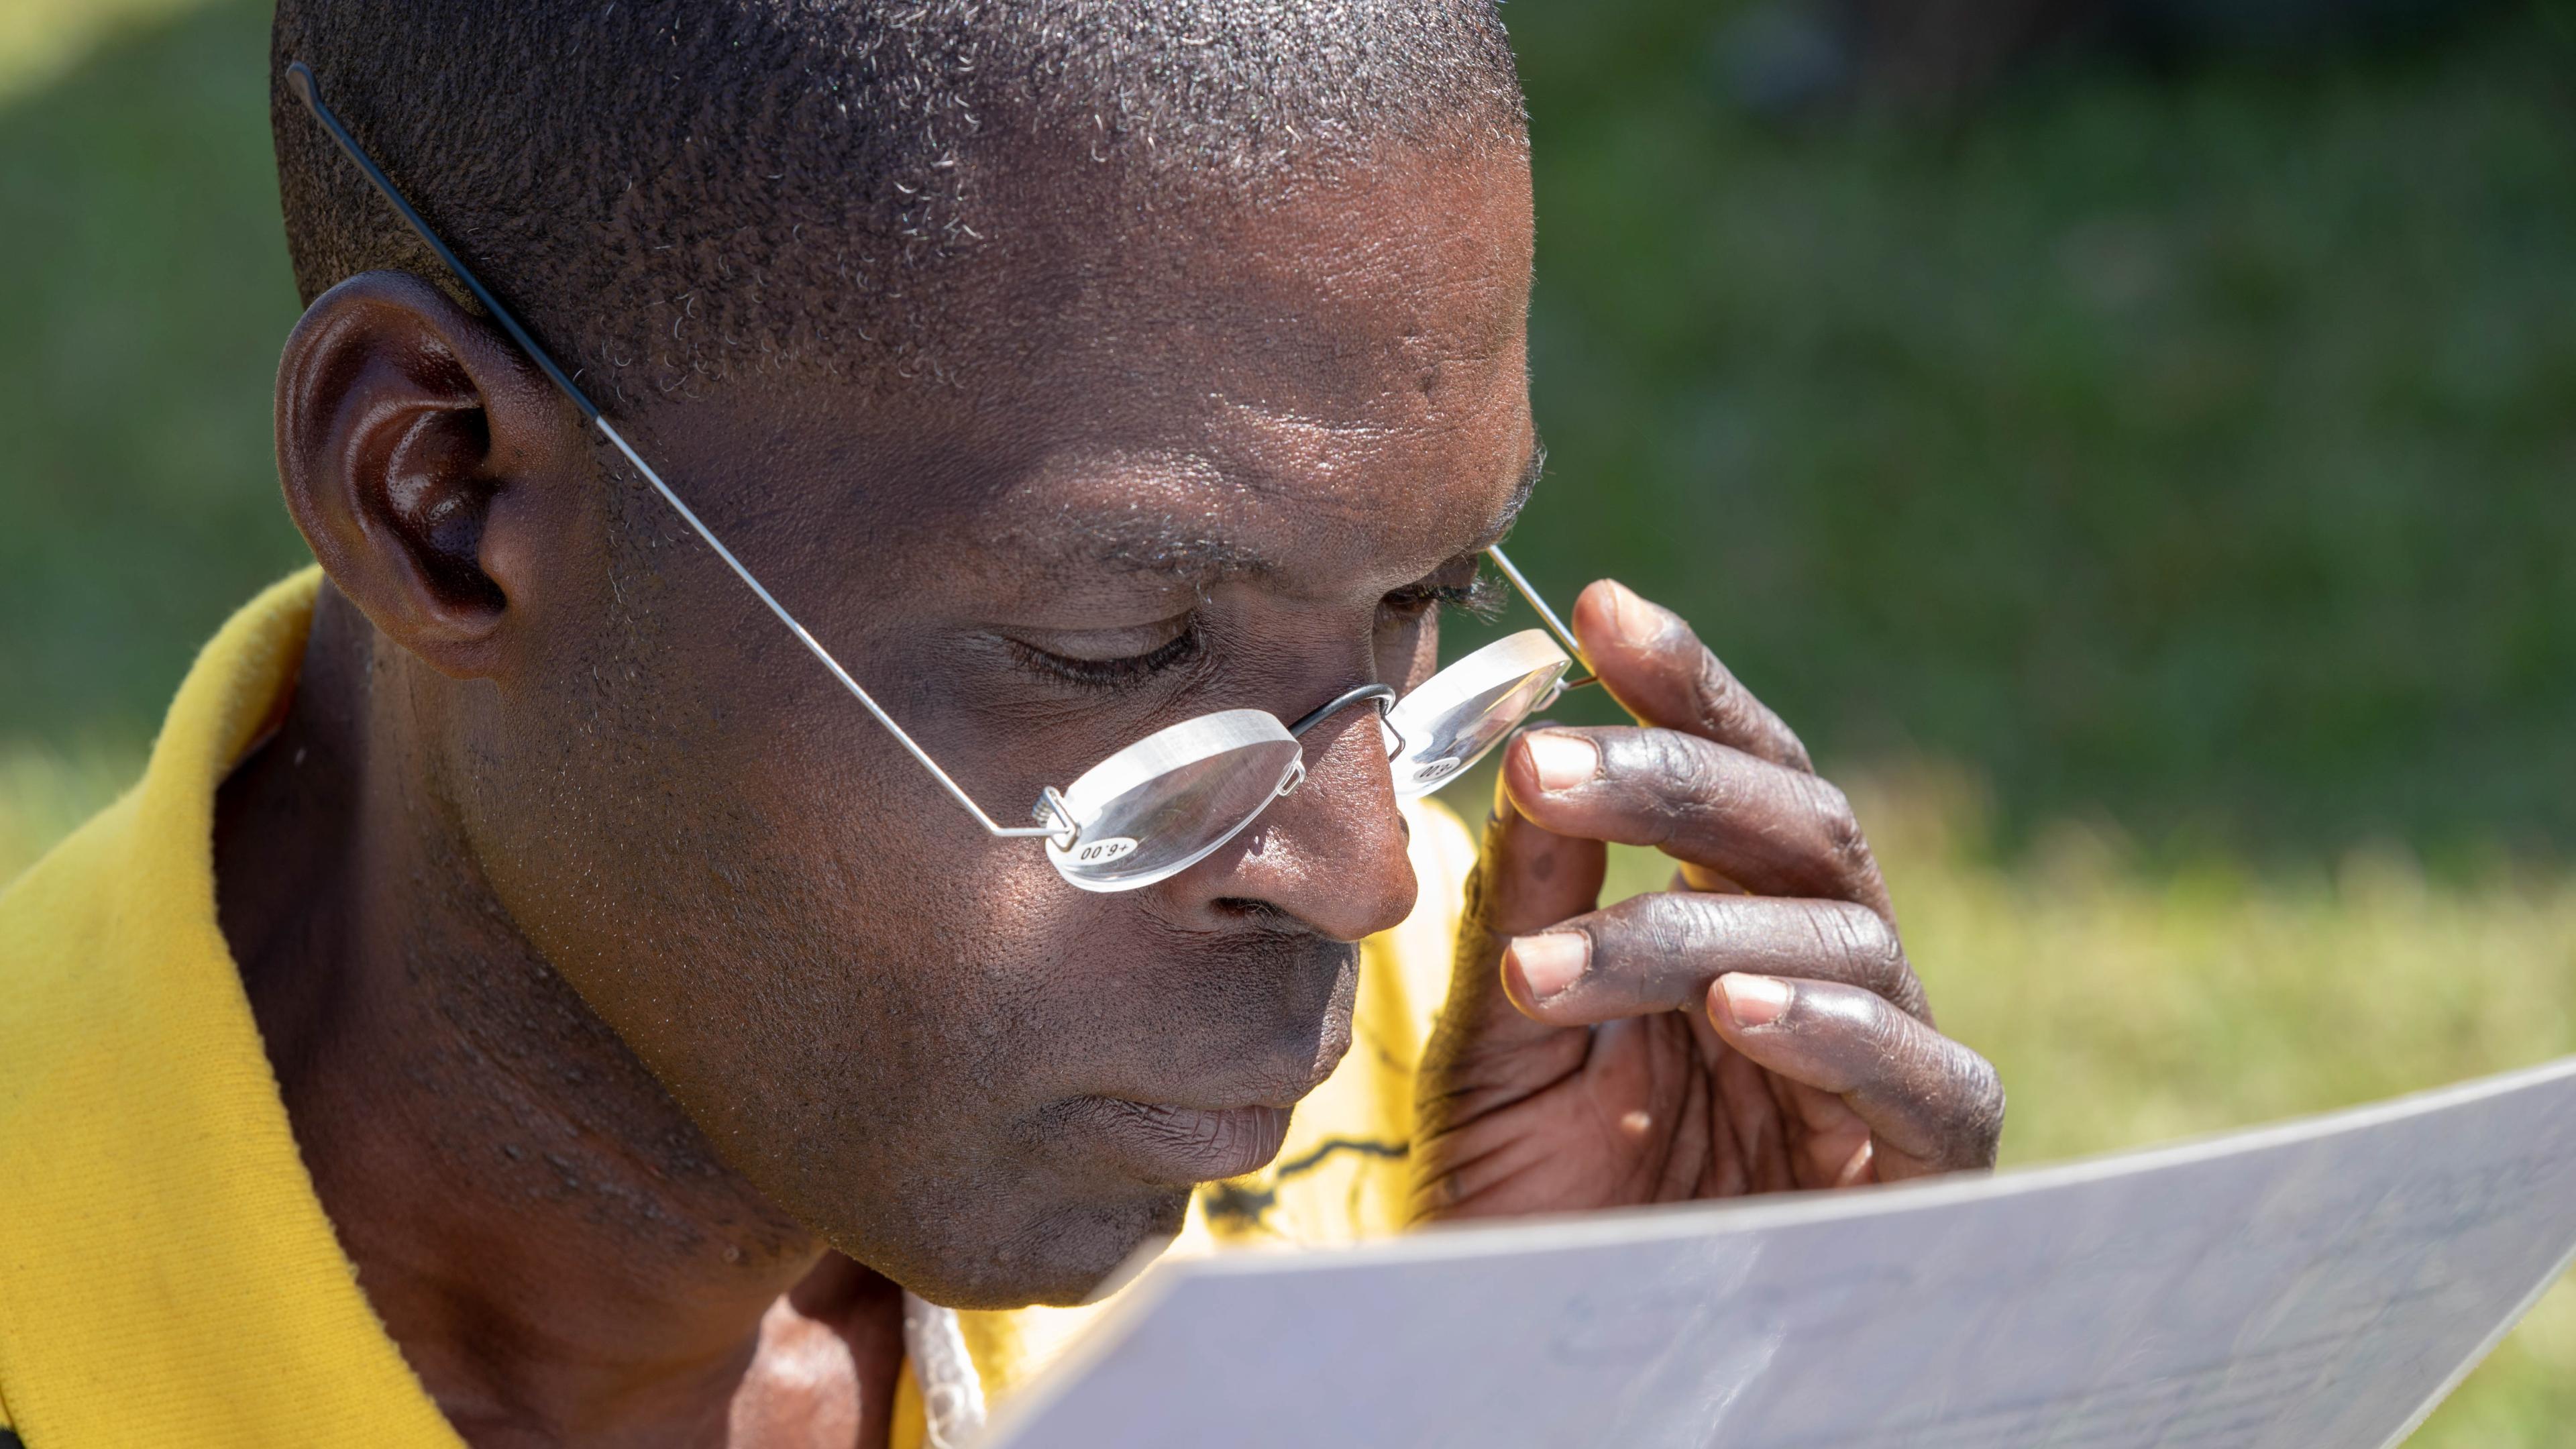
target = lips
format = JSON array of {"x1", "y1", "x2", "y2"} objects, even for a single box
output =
[{"x1": 1061, "y1": 1096, "x2": 1297, "y2": 1185}]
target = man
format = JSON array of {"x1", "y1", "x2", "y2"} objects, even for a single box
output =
[{"x1": 0, "y1": 3, "x2": 2003, "y2": 1445}]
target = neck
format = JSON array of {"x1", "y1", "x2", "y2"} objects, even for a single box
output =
[{"x1": 217, "y1": 586, "x2": 872, "y2": 1446}]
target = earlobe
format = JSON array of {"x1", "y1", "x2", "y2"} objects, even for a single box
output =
[{"x1": 274, "y1": 270, "x2": 576, "y2": 679}]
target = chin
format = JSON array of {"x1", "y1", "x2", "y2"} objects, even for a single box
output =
[{"x1": 877, "y1": 1185, "x2": 1195, "y2": 1312}]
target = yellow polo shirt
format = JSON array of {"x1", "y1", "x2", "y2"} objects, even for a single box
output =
[{"x1": 0, "y1": 570, "x2": 1478, "y2": 1448}]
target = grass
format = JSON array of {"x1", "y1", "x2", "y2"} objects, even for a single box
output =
[
  {"x1": 0, "y1": 0, "x2": 211, "y2": 97},
  {"x1": 5, "y1": 0, "x2": 2575, "y2": 1442},
  {"x1": 0, "y1": 743, "x2": 141, "y2": 883},
  {"x1": 1503, "y1": 0, "x2": 2576, "y2": 863},
  {"x1": 0, "y1": 0, "x2": 311, "y2": 749}
]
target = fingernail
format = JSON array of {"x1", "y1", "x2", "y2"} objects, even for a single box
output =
[
  {"x1": 1522, "y1": 731, "x2": 1599, "y2": 793},
  {"x1": 1507, "y1": 932, "x2": 1589, "y2": 1002},
  {"x1": 1715, "y1": 973, "x2": 1792, "y2": 1028}
]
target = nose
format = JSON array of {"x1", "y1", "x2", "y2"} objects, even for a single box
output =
[{"x1": 1161, "y1": 692, "x2": 1419, "y2": 942}]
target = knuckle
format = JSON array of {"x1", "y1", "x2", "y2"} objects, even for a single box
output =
[
  {"x1": 1641, "y1": 727, "x2": 1710, "y2": 786},
  {"x1": 1798, "y1": 774, "x2": 1876, "y2": 877},
  {"x1": 1673, "y1": 740, "x2": 1737, "y2": 816},
  {"x1": 1692, "y1": 649, "x2": 1813, "y2": 770},
  {"x1": 1834, "y1": 903, "x2": 1928, "y2": 1014},
  {"x1": 1792, "y1": 898, "x2": 1930, "y2": 1020},
  {"x1": 1689, "y1": 649, "x2": 1744, "y2": 729},
  {"x1": 1955, "y1": 1052, "x2": 2007, "y2": 1161},
  {"x1": 1633, "y1": 731, "x2": 1729, "y2": 839},
  {"x1": 1625, "y1": 894, "x2": 1713, "y2": 994},
  {"x1": 1808, "y1": 901, "x2": 1874, "y2": 967},
  {"x1": 1770, "y1": 715, "x2": 1817, "y2": 773},
  {"x1": 1861, "y1": 993, "x2": 1917, "y2": 1062},
  {"x1": 1837, "y1": 904, "x2": 1909, "y2": 988},
  {"x1": 1637, "y1": 894, "x2": 1695, "y2": 957}
]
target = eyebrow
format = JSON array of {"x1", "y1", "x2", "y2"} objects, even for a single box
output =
[{"x1": 1046, "y1": 437, "x2": 1549, "y2": 587}]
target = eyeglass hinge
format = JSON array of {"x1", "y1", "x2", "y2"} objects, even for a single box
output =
[{"x1": 1031, "y1": 788, "x2": 1079, "y2": 847}]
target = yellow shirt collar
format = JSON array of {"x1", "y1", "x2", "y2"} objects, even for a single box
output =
[{"x1": 0, "y1": 568, "x2": 465, "y2": 1448}]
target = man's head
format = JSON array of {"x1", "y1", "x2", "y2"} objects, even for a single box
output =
[{"x1": 267, "y1": 0, "x2": 1536, "y2": 1307}]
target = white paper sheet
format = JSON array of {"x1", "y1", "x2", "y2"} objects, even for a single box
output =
[{"x1": 984, "y1": 1057, "x2": 2576, "y2": 1448}]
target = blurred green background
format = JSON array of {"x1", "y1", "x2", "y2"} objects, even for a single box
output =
[{"x1": 4, "y1": 0, "x2": 2574, "y2": 1440}]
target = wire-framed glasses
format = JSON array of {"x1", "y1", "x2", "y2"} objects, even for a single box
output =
[{"x1": 287, "y1": 62, "x2": 1591, "y2": 893}]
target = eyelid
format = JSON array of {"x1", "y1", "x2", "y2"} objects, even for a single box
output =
[
  {"x1": 996, "y1": 612, "x2": 1196, "y2": 663},
  {"x1": 997, "y1": 614, "x2": 1206, "y2": 690}
]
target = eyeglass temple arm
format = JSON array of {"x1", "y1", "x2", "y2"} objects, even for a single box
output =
[
  {"x1": 1483, "y1": 545, "x2": 1597, "y2": 685},
  {"x1": 592, "y1": 428, "x2": 1064, "y2": 838},
  {"x1": 283, "y1": 63, "x2": 1063, "y2": 841}
]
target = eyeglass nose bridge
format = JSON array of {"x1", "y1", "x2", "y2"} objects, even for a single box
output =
[{"x1": 1279, "y1": 683, "x2": 1406, "y2": 798}]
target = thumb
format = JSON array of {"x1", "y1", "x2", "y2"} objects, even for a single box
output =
[{"x1": 1444, "y1": 731, "x2": 1607, "y2": 1051}]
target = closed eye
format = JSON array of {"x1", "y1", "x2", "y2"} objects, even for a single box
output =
[{"x1": 1002, "y1": 619, "x2": 1204, "y2": 688}]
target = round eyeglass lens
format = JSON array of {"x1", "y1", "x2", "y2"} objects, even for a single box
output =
[
  {"x1": 1384, "y1": 629, "x2": 1572, "y2": 798},
  {"x1": 1044, "y1": 709, "x2": 1305, "y2": 892}
]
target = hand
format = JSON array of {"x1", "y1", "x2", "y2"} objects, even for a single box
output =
[{"x1": 1409, "y1": 580, "x2": 2003, "y2": 1220}]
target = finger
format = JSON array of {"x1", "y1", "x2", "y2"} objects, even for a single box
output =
[
  {"x1": 1440, "y1": 762, "x2": 1608, "y2": 1057},
  {"x1": 1571, "y1": 579, "x2": 1811, "y2": 773},
  {"x1": 1501, "y1": 726, "x2": 1892, "y2": 916},
  {"x1": 1686, "y1": 1009, "x2": 1795, "y2": 1195},
  {"x1": 1501, "y1": 892, "x2": 1927, "y2": 1026},
  {"x1": 1776, "y1": 1076, "x2": 1880, "y2": 1189},
  {"x1": 1705, "y1": 975, "x2": 2004, "y2": 1179}
]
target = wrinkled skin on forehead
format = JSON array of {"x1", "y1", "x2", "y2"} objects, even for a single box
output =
[{"x1": 426, "y1": 144, "x2": 1536, "y2": 1308}]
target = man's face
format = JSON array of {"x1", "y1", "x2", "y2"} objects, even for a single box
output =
[{"x1": 450, "y1": 145, "x2": 1536, "y2": 1307}]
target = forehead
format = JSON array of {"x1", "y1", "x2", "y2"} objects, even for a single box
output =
[
  {"x1": 949, "y1": 144, "x2": 1539, "y2": 598},
  {"x1": 649, "y1": 144, "x2": 1537, "y2": 609}
]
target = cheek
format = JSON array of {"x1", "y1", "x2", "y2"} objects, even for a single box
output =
[
  {"x1": 487, "y1": 689, "x2": 1055, "y2": 1083},
  {"x1": 453, "y1": 668, "x2": 1126, "y2": 1208},
  {"x1": 449, "y1": 619, "x2": 1070, "y2": 1123}
]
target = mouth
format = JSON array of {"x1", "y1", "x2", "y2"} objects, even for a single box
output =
[{"x1": 1060, "y1": 1096, "x2": 1298, "y2": 1186}]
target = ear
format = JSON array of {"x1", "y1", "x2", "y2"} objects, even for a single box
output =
[{"x1": 274, "y1": 270, "x2": 586, "y2": 679}]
